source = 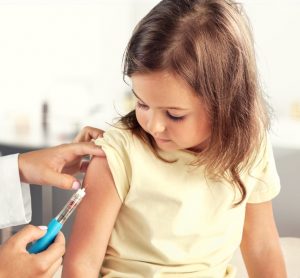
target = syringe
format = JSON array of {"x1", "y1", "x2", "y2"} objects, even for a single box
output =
[{"x1": 28, "y1": 188, "x2": 86, "y2": 254}]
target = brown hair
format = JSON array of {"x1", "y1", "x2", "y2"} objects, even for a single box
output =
[{"x1": 120, "y1": 0, "x2": 270, "y2": 204}]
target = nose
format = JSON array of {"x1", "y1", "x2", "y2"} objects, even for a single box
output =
[{"x1": 147, "y1": 111, "x2": 166, "y2": 135}]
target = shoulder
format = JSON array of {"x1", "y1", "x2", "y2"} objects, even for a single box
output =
[
  {"x1": 248, "y1": 133, "x2": 274, "y2": 173},
  {"x1": 92, "y1": 126, "x2": 135, "y2": 202},
  {"x1": 94, "y1": 125, "x2": 133, "y2": 150},
  {"x1": 94, "y1": 124, "x2": 151, "y2": 156}
]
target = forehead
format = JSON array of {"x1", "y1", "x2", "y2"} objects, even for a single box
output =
[{"x1": 131, "y1": 71, "x2": 201, "y2": 109}]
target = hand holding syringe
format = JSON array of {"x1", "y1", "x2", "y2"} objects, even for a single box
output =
[{"x1": 28, "y1": 188, "x2": 86, "y2": 254}]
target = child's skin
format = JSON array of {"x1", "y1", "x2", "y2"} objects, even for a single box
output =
[{"x1": 132, "y1": 72, "x2": 211, "y2": 152}]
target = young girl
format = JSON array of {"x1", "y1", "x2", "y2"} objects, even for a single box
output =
[{"x1": 62, "y1": 0, "x2": 287, "y2": 277}]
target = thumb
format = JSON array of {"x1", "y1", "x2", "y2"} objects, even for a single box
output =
[
  {"x1": 44, "y1": 170, "x2": 81, "y2": 190},
  {"x1": 10, "y1": 225, "x2": 47, "y2": 250}
]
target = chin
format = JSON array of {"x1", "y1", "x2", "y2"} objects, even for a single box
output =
[{"x1": 157, "y1": 143, "x2": 181, "y2": 152}]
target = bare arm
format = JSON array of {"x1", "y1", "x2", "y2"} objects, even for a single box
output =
[
  {"x1": 240, "y1": 201, "x2": 287, "y2": 278},
  {"x1": 62, "y1": 156, "x2": 122, "y2": 277}
]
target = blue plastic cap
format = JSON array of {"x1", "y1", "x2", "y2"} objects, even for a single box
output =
[{"x1": 28, "y1": 218, "x2": 63, "y2": 254}]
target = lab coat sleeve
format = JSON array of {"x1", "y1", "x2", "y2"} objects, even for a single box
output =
[{"x1": 0, "y1": 154, "x2": 32, "y2": 229}]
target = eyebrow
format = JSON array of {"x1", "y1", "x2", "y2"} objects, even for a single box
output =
[{"x1": 131, "y1": 89, "x2": 190, "y2": 111}]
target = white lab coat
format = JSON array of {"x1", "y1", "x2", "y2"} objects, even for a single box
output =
[{"x1": 0, "y1": 154, "x2": 31, "y2": 229}]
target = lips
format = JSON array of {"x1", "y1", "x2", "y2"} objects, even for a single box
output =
[{"x1": 154, "y1": 137, "x2": 171, "y2": 142}]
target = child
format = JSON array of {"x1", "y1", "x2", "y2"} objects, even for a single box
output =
[{"x1": 62, "y1": 0, "x2": 287, "y2": 277}]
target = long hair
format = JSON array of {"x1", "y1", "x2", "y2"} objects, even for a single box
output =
[{"x1": 120, "y1": 0, "x2": 270, "y2": 204}]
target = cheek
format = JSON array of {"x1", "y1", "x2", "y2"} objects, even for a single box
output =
[
  {"x1": 179, "y1": 119, "x2": 211, "y2": 145},
  {"x1": 193, "y1": 120, "x2": 211, "y2": 141},
  {"x1": 135, "y1": 110, "x2": 147, "y2": 128}
]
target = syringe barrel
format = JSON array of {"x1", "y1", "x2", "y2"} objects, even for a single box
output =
[{"x1": 56, "y1": 188, "x2": 86, "y2": 224}]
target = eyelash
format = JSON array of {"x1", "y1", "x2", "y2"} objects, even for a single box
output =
[
  {"x1": 166, "y1": 112, "x2": 185, "y2": 122},
  {"x1": 136, "y1": 102, "x2": 148, "y2": 110},
  {"x1": 136, "y1": 102, "x2": 185, "y2": 122}
]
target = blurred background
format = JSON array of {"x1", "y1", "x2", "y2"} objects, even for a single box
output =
[{"x1": 0, "y1": 0, "x2": 299, "y2": 241}]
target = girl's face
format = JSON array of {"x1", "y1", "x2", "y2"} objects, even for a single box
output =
[{"x1": 132, "y1": 71, "x2": 211, "y2": 152}]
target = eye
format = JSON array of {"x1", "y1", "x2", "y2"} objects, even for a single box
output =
[
  {"x1": 136, "y1": 102, "x2": 149, "y2": 110},
  {"x1": 166, "y1": 111, "x2": 185, "y2": 122}
]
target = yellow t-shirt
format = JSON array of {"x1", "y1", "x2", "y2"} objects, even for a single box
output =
[{"x1": 94, "y1": 127, "x2": 280, "y2": 278}]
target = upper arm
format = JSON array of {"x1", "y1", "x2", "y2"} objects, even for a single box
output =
[
  {"x1": 240, "y1": 201, "x2": 286, "y2": 277},
  {"x1": 62, "y1": 156, "x2": 122, "y2": 277}
]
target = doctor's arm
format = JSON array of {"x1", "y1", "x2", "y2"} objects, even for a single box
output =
[
  {"x1": 240, "y1": 201, "x2": 287, "y2": 278},
  {"x1": 62, "y1": 156, "x2": 122, "y2": 278}
]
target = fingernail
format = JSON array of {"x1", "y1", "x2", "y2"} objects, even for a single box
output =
[
  {"x1": 38, "y1": 226, "x2": 48, "y2": 230},
  {"x1": 72, "y1": 181, "x2": 81, "y2": 190}
]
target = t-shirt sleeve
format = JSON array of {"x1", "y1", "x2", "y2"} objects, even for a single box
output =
[
  {"x1": 247, "y1": 136, "x2": 281, "y2": 203},
  {"x1": 94, "y1": 128, "x2": 132, "y2": 202}
]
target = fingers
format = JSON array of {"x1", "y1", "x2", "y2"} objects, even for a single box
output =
[
  {"x1": 64, "y1": 141, "x2": 106, "y2": 158},
  {"x1": 43, "y1": 169, "x2": 80, "y2": 190},
  {"x1": 36, "y1": 142, "x2": 105, "y2": 189},
  {"x1": 11, "y1": 225, "x2": 47, "y2": 250},
  {"x1": 73, "y1": 126, "x2": 104, "y2": 143},
  {"x1": 45, "y1": 257, "x2": 63, "y2": 278},
  {"x1": 53, "y1": 231, "x2": 66, "y2": 246},
  {"x1": 17, "y1": 128, "x2": 105, "y2": 189},
  {"x1": 36, "y1": 232, "x2": 65, "y2": 267}
]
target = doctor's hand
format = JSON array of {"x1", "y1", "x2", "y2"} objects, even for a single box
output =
[
  {"x1": 72, "y1": 126, "x2": 104, "y2": 144},
  {"x1": 18, "y1": 126, "x2": 105, "y2": 190},
  {"x1": 0, "y1": 225, "x2": 65, "y2": 278}
]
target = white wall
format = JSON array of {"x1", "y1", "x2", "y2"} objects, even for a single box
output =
[
  {"x1": 242, "y1": 0, "x2": 300, "y2": 117},
  {"x1": 0, "y1": 0, "x2": 136, "y2": 143}
]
